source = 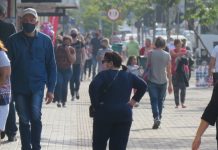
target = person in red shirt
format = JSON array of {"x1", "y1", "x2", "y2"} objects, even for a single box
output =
[
  {"x1": 140, "y1": 38, "x2": 152, "y2": 56},
  {"x1": 170, "y1": 39, "x2": 188, "y2": 108}
]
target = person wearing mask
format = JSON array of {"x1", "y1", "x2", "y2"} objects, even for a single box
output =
[
  {"x1": 146, "y1": 37, "x2": 173, "y2": 129},
  {"x1": 70, "y1": 28, "x2": 85, "y2": 101},
  {"x1": 55, "y1": 35, "x2": 76, "y2": 107},
  {"x1": 96, "y1": 38, "x2": 113, "y2": 73},
  {"x1": 0, "y1": 4, "x2": 18, "y2": 142},
  {"x1": 89, "y1": 51, "x2": 147, "y2": 150},
  {"x1": 7, "y1": 8, "x2": 57, "y2": 150}
]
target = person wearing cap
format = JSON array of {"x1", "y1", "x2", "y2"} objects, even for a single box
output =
[
  {"x1": 0, "y1": 4, "x2": 18, "y2": 142},
  {"x1": 89, "y1": 51, "x2": 147, "y2": 150},
  {"x1": 6, "y1": 8, "x2": 57, "y2": 150}
]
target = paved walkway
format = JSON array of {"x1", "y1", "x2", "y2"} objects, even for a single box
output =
[{"x1": 1, "y1": 78, "x2": 217, "y2": 150}]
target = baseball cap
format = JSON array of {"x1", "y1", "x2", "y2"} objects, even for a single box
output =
[
  {"x1": 0, "y1": 4, "x2": 6, "y2": 15},
  {"x1": 22, "y1": 8, "x2": 38, "y2": 19}
]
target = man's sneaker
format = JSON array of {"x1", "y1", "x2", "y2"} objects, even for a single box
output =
[
  {"x1": 57, "y1": 103, "x2": 61, "y2": 108},
  {"x1": 1, "y1": 132, "x2": 5, "y2": 139},
  {"x1": 71, "y1": 96, "x2": 76, "y2": 101},
  {"x1": 62, "y1": 103, "x2": 66, "y2": 108},
  {"x1": 8, "y1": 136, "x2": 17, "y2": 142},
  {"x1": 152, "y1": 120, "x2": 161, "y2": 129},
  {"x1": 76, "y1": 92, "x2": 80, "y2": 99}
]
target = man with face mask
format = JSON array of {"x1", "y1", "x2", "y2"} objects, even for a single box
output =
[{"x1": 6, "y1": 8, "x2": 57, "y2": 150}]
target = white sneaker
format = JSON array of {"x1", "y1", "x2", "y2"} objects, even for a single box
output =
[{"x1": 71, "y1": 96, "x2": 76, "y2": 101}]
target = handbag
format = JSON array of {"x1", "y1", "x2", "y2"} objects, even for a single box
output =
[
  {"x1": 89, "y1": 105, "x2": 95, "y2": 118},
  {"x1": 89, "y1": 71, "x2": 119, "y2": 118}
]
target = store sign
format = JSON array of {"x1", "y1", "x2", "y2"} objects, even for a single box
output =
[{"x1": 21, "y1": 0, "x2": 61, "y2": 2}]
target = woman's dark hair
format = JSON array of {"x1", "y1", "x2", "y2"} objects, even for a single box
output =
[
  {"x1": 127, "y1": 55, "x2": 137, "y2": 66},
  {"x1": 174, "y1": 39, "x2": 182, "y2": 46},
  {"x1": 63, "y1": 35, "x2": 73, "y2": 44},
  {"x1": 155, "y1": 36, "x2": 166, "y2": 48},
  {"x1": 104, "y1": 51, "x2": 122, "y2": 68}
]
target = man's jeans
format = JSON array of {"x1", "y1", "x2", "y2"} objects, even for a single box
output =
[
  {"x1": 5, "y1": 101, "x2": 18, "y2": 137},
  {"x1": 55, "y1": 68, "x2": 72, "y2": 104},
  {"x1": 70, "y1": 64, "x2": 81, "y2": 96},
  {"x1": 147, "y1": 81, "x2": 167, "y2": 120},
  {"x1": 92, "y1": 56, "x2": 98, "y2": 79},
  {"x1": 14, "y1": 90, "x2": 44, "y2": 150}
]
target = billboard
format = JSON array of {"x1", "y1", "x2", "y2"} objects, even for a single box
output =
[
  {"x1": 17, "y1": 0, "x2": 79, "y2": 9},
  {"x1": 21, "y1": 0, "x2": 61, "y2": 2}
]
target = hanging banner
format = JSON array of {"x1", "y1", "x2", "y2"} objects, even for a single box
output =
[{"x1": 49, "y1": 16, "x2": 59, "y2": 44}]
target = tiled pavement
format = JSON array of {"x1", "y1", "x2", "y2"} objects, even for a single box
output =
[{"x1": 1, "y1": 78, "x2": 217, "y2": 150}]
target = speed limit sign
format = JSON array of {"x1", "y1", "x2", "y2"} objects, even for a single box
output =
[{"x1": 107, "y1": 8, "x2": 120, "y2": 21}]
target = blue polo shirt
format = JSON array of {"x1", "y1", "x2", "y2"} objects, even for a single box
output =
[{"x1": 7, "y1": 31, "x2": 57, "y2": 94}]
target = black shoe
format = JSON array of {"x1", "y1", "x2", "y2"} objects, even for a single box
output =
[
  {"x1": 57, "y1": 103, "x2": 61, "y2": 108},
  {"x1": 1, "y1": 132, "x2": 5, "y2": 139},
  {"x1": 152, "y1": 120, "x2": 161, "y2": 129},
  {"x1": 8, "y1": 136, "x2": 17, "y2": 142},
  {"x1": 76, "y1": 92, "x2": 80, "y2": 99},
  {"x1": 62, "y1": 103, "x2": 66, "y2": 108}
]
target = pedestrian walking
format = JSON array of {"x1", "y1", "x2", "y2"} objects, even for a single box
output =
[
  {"x1": 7, "y1": 8, "x2": 57, "y2": 150},
  {"x1": 89, "y1": 51, "x2": 147, "y2": 150},
  {"x1": 125, "y1": 36, "x2": 139, "y2": 57},
  {"x1": 170, "y1": 39, "x2": 188, "y2": 108},
  {"x1": 0, "y1": 40, "x2": 11, "y2": 145},
  {"x1": 192, "y1": 82, "x2": 218, "y2": 150},
  {"x1": 54, "y1": 35, "x2": 76, "y2": 107},
  {"x1": 83, "y1": 33, "x2": 92, "y2": 80},
  {"x1": 146, "y1": 37, "x2": 173, "y2": 129},
  {"x1": 0, "y1": 4, "x2": 17, "y2": 142},
  {"x1": 90, "y1": 30, "x2": 102, "y2": 79},
  {"x1": 70, "y1": 28, "x2": 85, "y2": 101},
  {"x1": 96, "y1": 38, "x2": 113, "y2": 73}
]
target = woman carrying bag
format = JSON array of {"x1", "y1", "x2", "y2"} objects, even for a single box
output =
[{"x1": 89, "y1": 51, "x2": 147, "y2": 150}]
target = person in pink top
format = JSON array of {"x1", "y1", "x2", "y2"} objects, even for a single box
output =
[{"x1": 170, "y1": 39, "x2": 189, "y2": 108}]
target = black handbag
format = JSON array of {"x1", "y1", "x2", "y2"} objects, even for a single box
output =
[
  {"x1": 89, "y1": 105, "x2": 95, "y2": 118},
  {"x1": 89, "y1": 71, "x2": 119, "y2": 118}
]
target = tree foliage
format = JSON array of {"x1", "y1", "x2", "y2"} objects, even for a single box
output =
[{"x1": 185, "y1": 0, "x2": 218, "y2": 26}]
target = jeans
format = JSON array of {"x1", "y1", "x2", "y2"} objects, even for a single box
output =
[
  {"x1": 14, "y1": 90, "x2": 44, "y2": 150},
  {"x1": 5, "y1": 101, "x2": 18, "y2": 137},
  {"x1": 93, "y1": 120, "x2": 132, "y2": 150},
  {"x1": 70, "y1": 64, "x2": 81, "y2": 96},
  {"x1": 92, "y1": 56, "x2": 98, "y2": 79},
  {"x1": 84, "y1": 59, "x2": 92, "y2": 78},
  {"x1": 147, "y1": 81, "x2": 167, "y2": 120},
  {"x1": 55, "y1": 68, "x2": 72, "y2": 104}
]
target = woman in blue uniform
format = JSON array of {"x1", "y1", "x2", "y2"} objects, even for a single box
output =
[{"x1": 89, "y1": 51, "x2": 147, "y2": 150}]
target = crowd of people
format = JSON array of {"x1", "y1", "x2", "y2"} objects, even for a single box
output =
[{"x1": 0, "y1": 5, "x2": 217, "y2": 150}]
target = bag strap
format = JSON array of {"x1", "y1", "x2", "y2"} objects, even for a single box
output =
[{"x1": 102, "y1": 70, "x2": 119, "y2": 93}]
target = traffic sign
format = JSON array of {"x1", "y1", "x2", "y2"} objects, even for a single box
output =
[{"x1": 107, "y1": 8, "x2": 119, "y2": 21}]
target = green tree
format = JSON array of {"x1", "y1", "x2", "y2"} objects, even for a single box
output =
[{"x1": 185, "y1": 0, "x2": 218, "y2": 53}]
